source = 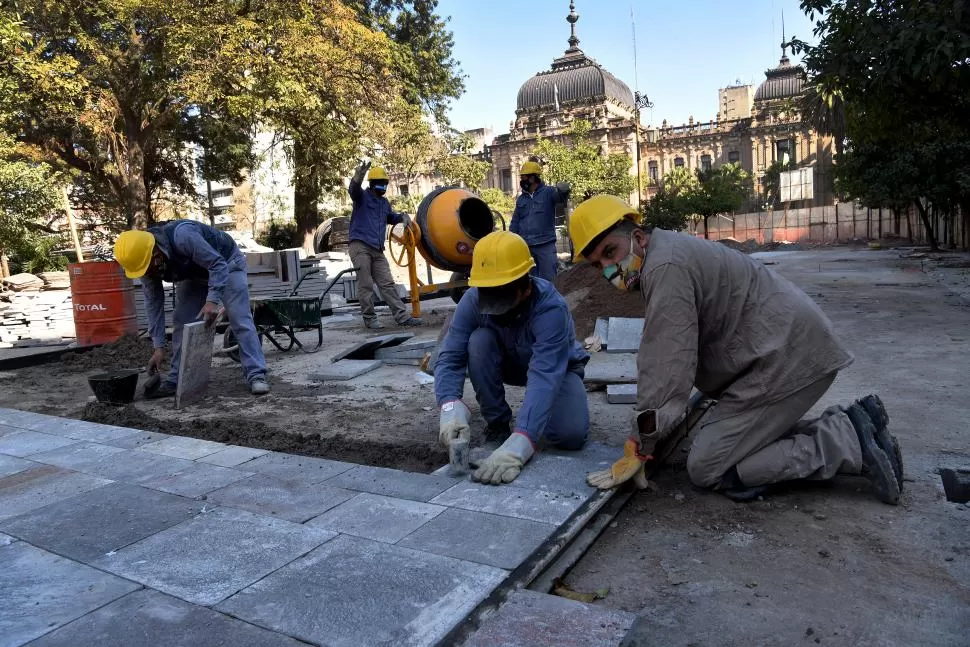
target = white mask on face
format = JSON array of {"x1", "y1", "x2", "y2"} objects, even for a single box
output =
[{"x1": 601, "y1": 233, "x2": 644, "y2": 291}]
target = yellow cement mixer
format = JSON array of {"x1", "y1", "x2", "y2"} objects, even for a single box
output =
[{"x1": 388, "y1": 187, "x2": 504, "y2": 317}]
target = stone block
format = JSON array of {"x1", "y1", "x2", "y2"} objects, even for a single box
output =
[
  {"x1": 382, "y1": 356, "x2": 424, "y2": 366},
  {"x1": 593, "y1": 317, "x2": 609, "y2": 348},
  {"x1": 374, "y1": 338, "x2": 436, "y2": 359},
  {"x1": 1, "y1": 482, "x2": 204, "y2": 563},
  {"x1": 175, "y1": 320, "x2": 216, "y2": 408},
  {"x1": 0, "y1": 430, "x2": 80, "y2": 457},
  {"x1": 583, "y1": 352, "x2": 637, "y2": 386},
  {"x1": 430, "y1": 482, "x2": 586, "y2": 525},
  {"x1": 0, "y1": 464, "x2": 111, "y2": 522},
  {"x1": 137, "y1": 461, "x2": 251, "y2": 498},
  {"x1": 0, "y1": 541, "x2": 139, "y2": 646},
  {"x1": 94, "y1": 507, "x2": 337, "y2": 606},
  {"x1": 240, "y1": 451, "x2": 354, "y2": 484},
  {"x1": 77, "y1": 449, "x2": 196, "y2": 485},
  {"x1": 207, "y1": 473, "x2": 356, "y2": 522},
  {"x1": 139, "y1": 435, "x2": 227, "y2": 460},
  {"x1": 197, "y1": 445, "x2": 269, "y2": 467},
  {"x1": 607, "y1": 383, "x2": 637, "y2": 404},
  {"x1": 45, "y1": 419, "x2": 143, "y2": 443},
  {"x1": 509, "y1": 442, "x2": 616, "y2": 496},
  {"x1": 465, "y1": 589, "x2": 636, "y2": 647},
  {"x1": 216, "y1": 534, "x2": 506, "y2": 647},
  {"x1": 0, "y1": 531, "x2": 13, "y2": 546},
  {"x1": 29, "y1": 441, "x2": 127, "y2": 471},
  {"x1": 398, "y1": 507, "x2": 554, "y2": 569},
  {"x1": 0, "y1": 422, "x2": 22, "y2": 437},
  {"x1": 308, "y1": 492, "x2": 445, "y2": 543},
  {"x1": 0, "y1": 453, "x2": 34, "y2": 478},
  {"x1": 606, "y1": 317, "x2": 643, "y2": 353},
  {"x1": 100, "y1": 430, "x2": 172, "y2": 449},
  {"x1": 331, "y1": 332, "x2": 414, "y2": 362},
  {"x1": 325, "y1": 464, "x2": 458, "y2": 502},
  {"x1": 308, "y1": 358, "x2": 383, "y2": 381},
  {"x1": 29, "y1": 589, "x2": 306, "y2": 647}
]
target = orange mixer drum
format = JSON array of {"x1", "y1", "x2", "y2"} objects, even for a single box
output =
[{"x1": 414, "y1": 187, "x2": 495, "y2": 273}]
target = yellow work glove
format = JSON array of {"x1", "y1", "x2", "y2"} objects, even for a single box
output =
[{"x1": 587, "y1": 439, "x2": 653, "y2": 490}]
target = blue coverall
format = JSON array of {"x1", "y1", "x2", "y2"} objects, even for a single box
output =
[
  {"x1": 509, "y1": 182, "x2": 565, "y2": 282},
  {"x1": 434, "y1": 278, "x2": 590, "y2": 449}
]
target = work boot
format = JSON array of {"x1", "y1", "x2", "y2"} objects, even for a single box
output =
[
  {"x1": 718, "y1": 465, "x2": 773, "y2": 502},
  {"x1": 250, "y1": 378, "x2": 270, "y2": 396},
  {"x1": 484, "y1": 420, "x2": 511, "y2": 443},
  {"x1": 857, "y1": 394, "x2": 903, "y2": 490},
  {"x1": 364, "y1": 318, "x2": 385, "y2": 330},
  {"x1": 397, "y1": 317, "x2": 423, "y2": 327},
  {"x1": 845, "y1": 404, "x2": 900, "y2": 505},
  {"x1": 144, "y1": 382, "x2": 176, "y2": 400}
]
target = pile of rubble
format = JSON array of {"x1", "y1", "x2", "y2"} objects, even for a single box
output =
[{"x1": 0, "y1": 271, "x2": 75, "y2": 347}]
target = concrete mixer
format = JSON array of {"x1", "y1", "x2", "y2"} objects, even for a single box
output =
[{"x1": 387, "y1": 186, "x2": 504, "y2": 317}]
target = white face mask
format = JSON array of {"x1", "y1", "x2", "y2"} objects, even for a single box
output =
[{"x1": 601, "y1": 234, "x2": 644, "y2": 291}]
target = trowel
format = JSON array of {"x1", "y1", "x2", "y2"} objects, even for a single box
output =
[{"x1": 143, "y1": 369, "x2": 161, "y2": 397}]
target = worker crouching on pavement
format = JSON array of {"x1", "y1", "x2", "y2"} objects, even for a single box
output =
[
  {"x1": 114, "y1": 220, "x2": 269, "y2": 397},
  {"x1": 509, "y1": 161, "x2": 570, "y2": 282},
  {"x1": 435, "y1": 231, "x2": 590, "y2": 485},
  {"x1": 348, "y1": 161, "x2": 422, "y2": 330},
  {"x1": 568, "y1": 195, "x2": 903, "y2": 504}
]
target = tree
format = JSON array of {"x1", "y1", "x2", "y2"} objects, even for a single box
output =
[
  {"x1": 760, "y1": 160, "x2": 796, "y2": 208},
  {"x1": 479, "y1": 188, "x2": 516, "y2": 226},
  {"x1": 642, "y1": 190, "x2": 689, "y2": 232},
  {"x1": 376, "y1": 102, "x2": 439, "y2": 194},
  {"x1": 688, "y1": 163, "x2": 752, "y2": 238},
  {"x1": 531, "y1": 120, "x2": 635, "y2": 199},
  {"x1": 433, "y1": 132, "x2": 490, "y2": 191}
]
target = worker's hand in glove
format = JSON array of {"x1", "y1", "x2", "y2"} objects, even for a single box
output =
[
  {"x1": 147, "y1": 348, "x2": 165, "y2": 375},
  {"x1": 438, "y1": 400, "x2": 471, "y2": 448},
  {"x1": 400, "y1": 213, "x2": 414, "y2": 232},
  {"x1": 473, "y1": 432, "x2": 535, "y2": 485},
  {"x1": 587, "y1": 439, "x2": 653, "y2": 490}
]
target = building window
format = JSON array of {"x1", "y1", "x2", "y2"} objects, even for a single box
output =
[
  {"x1": 398, "y1": 184, "x2": 409, "y2": 196},
  {"x1": 700, "y1": 154, "x2": 712, "y2": 172},
  {"x1": 648, "y1": 161, "x2": 659, "y2": 182},
  {"x1": 728, "y1": 151, "x2": 740, "y2": 164},
  {"x1": 211, "y1": 188, "x2": 233, "y2": 200},
  {"x1": 500, "y1": 169, "x2": 513, "y2": 193},
  {"x1": 776, "y1": 139, "x2": 795, "y2": 165},
  {"x1": 674, "y1": 157, "x2": 685, "y2": 168}
]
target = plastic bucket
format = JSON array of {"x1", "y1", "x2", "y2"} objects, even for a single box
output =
[{"x1": 87, "y1": 369, "x2": 139, "y2": 405}]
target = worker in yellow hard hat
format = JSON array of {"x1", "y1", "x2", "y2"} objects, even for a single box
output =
[
  {"x1": 114, "y1": 220, "x2": 269, "y2": 398},
  {"x1": 509, "y1": 160, "x2": 570, "y2": 282},
  {"x1": 348, "y1": 160, "x2": 422, "y2": 329},
  {"x1": 434, "y1": 230, "x2": 590, "y2": 485},
  {"x1": 567, "y1": 194, "x2": 901, "y2": 505}
]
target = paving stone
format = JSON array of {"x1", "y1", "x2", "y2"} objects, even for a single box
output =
[
  {"x1": 78, "y1": 449, "x2": 197, "y2": 485},
  {"x1": 398, "y1": 507, "x2": 554, "y2": 569},
  {"x1": 29, "y1": 441, "x2": 127, "y2": 470},
  {"x1": 332, "y1": 332, "x2": 414, "y2": 362},
  {"x1": 28, "y1": 589, "x2": 306, "y2": 647},
  {"x1": 137, "y1": 460, "x2": 252, "y2": 498},
  {"x1": 374, "y1": 338, "x2": 436, "y2": 359},
  {"x1": 1, "y1": 482, "x2": 204, "y2": 563},
  {"x1": 100, "y1": 430, "x2": 172, "y2": 449},
  {"x1": 582, "y1": 352, "x2": 637, "y2": 386},
  {"x1": 465, "y1": 589, "x2": 636, "y2": 647},
  {"x1": 94, "y1": 507, "x2": 337, "y2": 606},
  {"x1": 0, "y1": 422, "x2": 22, "y2": 437},
  {"x1": 308, "y1": 358, "x2": 383, "y2": 381},
  {"x1": 0, "y1": 407, "x2": 58, "y2": 430},
  {"x1": 0, "y1": 531, "x2": 14, "y2": 546},
  {"x1": 606, "y1": 317, "x2": 643, "y2": 353},
  {"x1": 308, "y1": 492, "x2": 445, "y2": 543},
  {"x1": 325, "y1": 464, "x2": 459, "y2": 502},
  {"x1": 0, "y1": 430, "x2": 80, "y2": 457},
  {"x1": 0, "y1": 464, "x2": 111, "y2": 522},
  {"x1": 511, "y1": 442, "x2": 616, "y2": 496},
  {"x1": 381, "y1": 356, "x2": 424, "y2": 366},
  {"x1": 430, "y1": 482, "x2": 586, "y2": 525},
  {"x1": 593, "y1": 317, "x2": 609, "y2": 347},
  {"x1": 139, "y1": 435, "x2": 227, "y2": 460},
  {"x1": 240, "y1": 451, "x2": 354, "y2": 484},
  {"x1": 0, "y1": 453, "x2": 34, "y2": 478},
  {"x1": 0, "y1": 541, "x2": 139, "y2": 646},
  {"x1": 175, "y1": 320, "x2": 216, "y2": 408},
  {"x1": 47, "y1": 420, "x2": 143, "y2": 443},
  {"x1": 207, "y1": 473, "x2": 356, "y2": 522},
  {"x1": 197, "y1": 445, "x2": 269, "y2": 467},
  {"x1": 217, "y1": 534, "x2": 506, "y2": 647},
  {"x1": 606, "y1": 383, "x2": 637, "y2": 404}
]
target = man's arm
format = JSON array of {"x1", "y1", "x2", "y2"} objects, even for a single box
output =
[
  {"x1": 142, "y1": 278, "x2": 167, "y2": 349},
  {"x1": 433, "y1": 291, "x2": 481, "y2": 405},
  {"x1": 509, "y1": 197, "x2": 524, "y2": 235},
  {"x1": 173, "y1": 226, "x2": 231, "y2": 306},
  {"x1": 348, "y1": 163, "x2": 368, "y2": 204},
  {"x1": 513, "y1": 305, "x2": 572, "y2": 444},
  {"x1": 554, "y1": 182, "x2": 570, "y2": 205}
]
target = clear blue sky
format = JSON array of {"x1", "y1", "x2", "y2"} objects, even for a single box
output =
[{"x1": 437, "y1": 0, "x2": 819, "y2": 133}]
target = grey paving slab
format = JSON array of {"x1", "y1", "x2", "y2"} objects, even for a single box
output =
[
  {"x1": 1, "y1": 482, "x2": 203, "y2": 563},
  {"x1": 308, "y1": 358, "x2": 383, "y2": 381},
  {"x1": 0, "y1": 541, "x2": 139, "y2": 647},
  {"x1": 606, "y1": 317, "x2": 643, "y2": 353},
  {"x1": 0, "y1": 464, "x2": 112, "y2": 522},
  {"x1": 465, "y1": 589, "x2": 636, "y2": 647},
  {"x1": 582, "y1": 352, "x2": 637, "y2": 386},
  {"x1": 28, "y1": 441, "x2": 127, "y2": 471},
  {"x1": 374, "y1": 338, "x2": 436, "y2": 359},
  {"x1": 240, "y1": 451, "x2": 355, "y2": 484},
  {"x1": 324, "y1": 464, "x2": 459, "y2": 502},
  {"x1": 430, "y1": 482, "x2": 586, "y2": 525},
  {"x1": 0, "y1": 453, "x2": 34, "y2": 478},
  {"x1": 137, "y1": 460, "x2": 252, "y2": 498},
  {"x1": 217, "y1": 534, "x2": 506, "y2": 647},
  {"x1": 332, "y1": 332, "x2": 413, "y2": 362},
  {"x1": 94, "y1": 507, "x2": 336, "y2": 606},
  {"x1": 512, "y1": 442, "x2": 616, "y2": 496},
  {"x1": 100, "y1": 430, "x2": 172, "y2": 449},
  {"x1": 28, "y1": 589, "x2": 305, "y2": 647},
  {"x1": 47, "y1": 420, "x2": 143, "y2": 443},
  {"x1": 398, "y1": 507, "x2": 554, "y2": 569},
  {"x1": 207, "y1": 473, "x2": 355, "y2": 522},
  {"x1": 77, "y1": 449, "x2": 197, "y2": 485},
  {"x1": 138, "y1": 435, "x2": 227, "y2": 460},
  {"x1": 0, "y1": 422, "x2": 22, "y2": 437},
  {"x1": 607, "y1": 383, "x2": 637, "y2": 404},
  {"x1": 0, "y1": 407, "x2": 57, "y2": 430},
  {"x1": 176, "y1": 320, "x2": 216, "y2": 409},
  {"x1": 593, "y1": 316, "x2": 609, "y2": 347},
  {"x1": 0, "y1": 430, "x2": 80, "y2": 457},
  {"x1": 308, "y1": 492, "x2": 445, "y2": 543},
  {"x1": 197, "y1": 445, "x2": 269, "y2": 467},
  {"x1": 0, "y1": 531, "x2": 14, "y2": 546}
]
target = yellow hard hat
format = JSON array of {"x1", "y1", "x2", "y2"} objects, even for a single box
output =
[
  {"x1": 468, "y1": 231, "x2": 535, "y2": 288},
  {"x1": 568, "y1": 194, "x2": 642, "y2": 261},
  {"x1": 367, "y1": 167, "x2": 389, "y2": 182},
  {"x1": 519, "y1": 161, "x2": 542, "y2": 176},
  {"x1": 114, "y1": 230, "x2": 156, "y2": 279}
]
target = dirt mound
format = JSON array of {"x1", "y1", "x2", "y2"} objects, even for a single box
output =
[
  {"x1": 716, "y1": 238, "x2": 760, "y2": 253},
  {"x1": 61, "y1": 334, "x2": 159, "y2": 372},
  {"x1": 554, "y1": 263, "x2": 643, "y2": 338}
]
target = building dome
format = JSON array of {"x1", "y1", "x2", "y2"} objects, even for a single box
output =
[{"x1": 755, "y1": 44, "x2": 805, "y2": 102}]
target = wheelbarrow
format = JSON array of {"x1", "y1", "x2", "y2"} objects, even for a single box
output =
[{"x1": 222, "y1": 267, "x2": 358, "y2": 363}]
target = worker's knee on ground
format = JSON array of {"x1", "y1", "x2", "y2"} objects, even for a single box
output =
[
  {"x1": 467, "y1": 327, "x2": 500, "y2": 365},
  {"x1": 686, "y1": 448, "x2": 727, "y2": 489},
  {"x1": 545, "y1": 425, "x2": 587, "y2": 451}
]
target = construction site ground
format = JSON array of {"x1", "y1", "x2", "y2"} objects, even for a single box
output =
[{"x1": 1, "y1": 245, "x2": 969, "y2": 645}]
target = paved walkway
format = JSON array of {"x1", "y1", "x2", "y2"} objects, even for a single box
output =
[{"x1": 0, "y1": 407, "x2": 617, "y2": 647}]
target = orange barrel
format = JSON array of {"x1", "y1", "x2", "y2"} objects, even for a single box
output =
[
  {"x1": 415, "y1": 187, "x2": 494, "y2": 272},
  {"x1": 68, "y1": 261, "x2": 138, "y2": 346}
]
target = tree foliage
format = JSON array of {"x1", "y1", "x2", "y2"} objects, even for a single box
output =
[
  {"x1": 432, "y1": 132, "x2": 490, "y2": 191},
  {"x1": 649, "y1": 163, "x2": 751, "y2": 236},
  {"x1": 531, "y1": 120, "x2": 635, "y2": 199},
  {"x1": 479, "y1": 188, "x2": 515, "y2": 227}
]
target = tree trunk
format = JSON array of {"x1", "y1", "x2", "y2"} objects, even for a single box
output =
[
  {"x1": 914, "y1": 199, "x2": 938, "y2": 250},
  {"x1": 905, "y1": 206, "x2": 914, "y2": 244},
  {"x1": 126, "y1": 138, "x2": 151, "y2": 229},
  {"x1": 703, "y1": 215, "x2": 710, "y2": 239},
  {"x1": 293, "y1": 139, "x2": 319, "y2": 253},
  {"x1": 206, "y1": 177, "x2": 215, "y2": 227}
]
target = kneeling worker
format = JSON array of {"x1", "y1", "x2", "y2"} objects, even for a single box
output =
[
  {"x1": 114, "y1": 220, "x2": 269, "y2": 397},
  {"x1": 568, "y1": 195, "x2": 902, "y2": 504},
  {"x1": 435, "y1": 231, "x2": 590, "y2": 485}
]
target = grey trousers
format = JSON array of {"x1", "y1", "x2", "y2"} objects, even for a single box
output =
[
  {"x1": 348, "y1": 240, "x2": 410, "y2": 324},
  {"x1": 686, "y1": 372, "x2": 863, "y2": 488}
]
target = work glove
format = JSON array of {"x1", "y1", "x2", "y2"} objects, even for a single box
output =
[
  {"x1": 473, "y1": 432, "x2": 535, "y2": 485},
  {"x1": 556, "y1": 181, "x2": 571, "y2": 201},
  {"x1": 439, "y1": 400, "x2": 471, "y2": 448},
  {"x1": 400, "y1": 213, "x2": 414, "y2": 232},
  {"x1": 587, "y1": 439, "x2": 653, "y2": 490}
]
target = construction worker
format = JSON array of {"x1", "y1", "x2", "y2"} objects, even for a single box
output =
[
  {"x1": 114, "y1": 220, "x2": 269, "y2": 397},
  {"x1": 348, "y1": 161, "x2": 422, "y2": 329},
  {"x1": 567, "y1": 194, "x2": 903, "y2": 504},
  {"x1": 435, "y1": 231, "x2": 590, "y2": 485},
  {"x1": 509, "y1": 161, "x2": 570, "y2": 283}
]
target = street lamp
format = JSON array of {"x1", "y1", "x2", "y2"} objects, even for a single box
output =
[{"x1": 633, "y1": 91, "x2": 654, "y2": 211}]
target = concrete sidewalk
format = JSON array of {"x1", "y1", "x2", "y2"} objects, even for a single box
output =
[{"x1": 0, "y1": 407, "x2": 617, "y2": 647}]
